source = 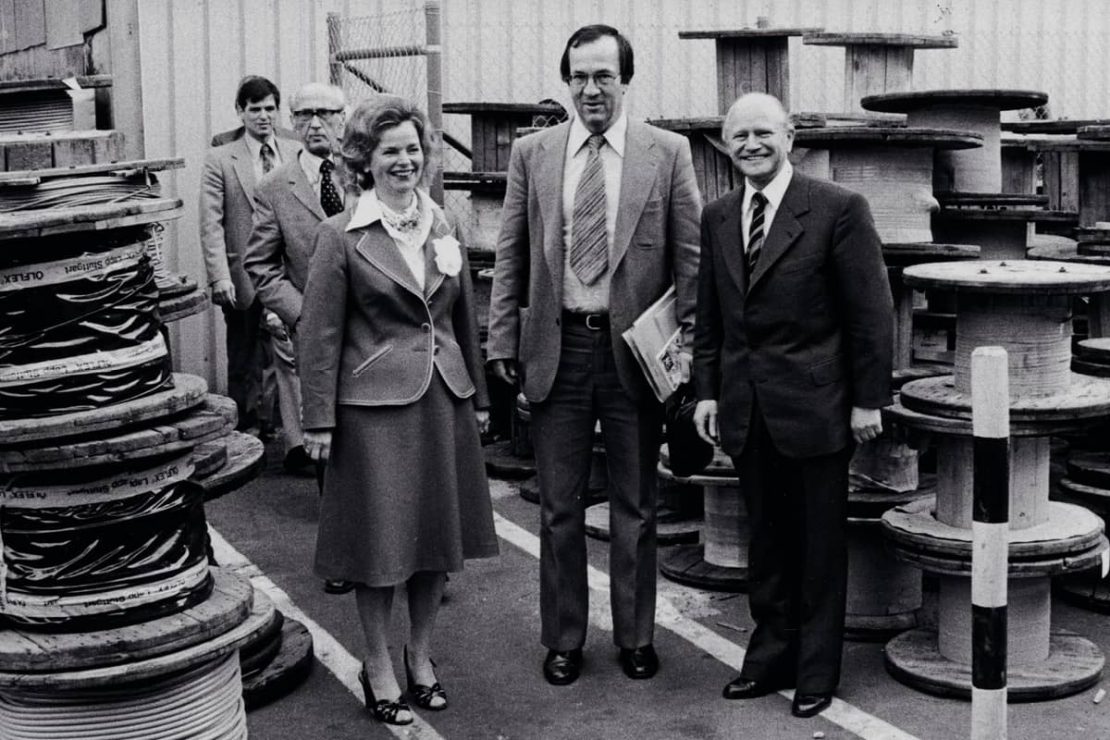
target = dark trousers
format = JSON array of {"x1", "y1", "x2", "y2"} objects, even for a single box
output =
[
  {"x1": 531, "y1": 322, "x2": 662, "y2": 651},
  {"x1": 222, "y1": 298, "x2": 265, "y2": 431},
  {"x1": 732, "y1": 404, "x2": 852, "y2": 694}
]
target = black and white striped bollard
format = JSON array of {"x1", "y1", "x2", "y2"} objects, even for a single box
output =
[{"x1": 971, "y1": 346, "x2": 1009, "y2": 739}]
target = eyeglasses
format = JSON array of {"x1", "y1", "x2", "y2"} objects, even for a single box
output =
[
  {"x1": 292, "y1": 108, "x2": 343, "y2": 122},
  {"x1": 567, "y1": 72, "x2": 619, "y2": 90}
]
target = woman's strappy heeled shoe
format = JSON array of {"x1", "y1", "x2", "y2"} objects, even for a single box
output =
[
  {"x1": 404, "y1": 646, "x2": 448, "y2": 711},
  {"x1": 357, "y1": 666, "x2": 413, "y2": 726}
]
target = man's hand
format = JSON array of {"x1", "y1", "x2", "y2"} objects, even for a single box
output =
[
  {"x1": 693, "y1": 399, "x2": 719, "y2": 446},
  {"x1": 850, "y1": 406, "x2": 883, "y2": 444},
  {"x1": 490, "y1": 359, "x2": 519, "y2": 386},
  {"x1": 475, "y1": 409, "x2": 491, "y2": 435},
  {"x1": 211, "y1": 279, "x2": 236, "y2": 307},
  {"x1": 262, "y1": 310, "x2": 288, "y2": 340},
  {"x1": 303, "y1": 430, "x2": 333, "y2": 463}
]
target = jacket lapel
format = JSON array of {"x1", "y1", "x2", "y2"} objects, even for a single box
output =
[
  {"x1": 288, "y1": 155, "x2": 328, "y2": 221},
  {"x1": 612, "y1": 121, "x2": 658, "y2": 270},
  {"x1": 715, "y1": 188, "x2": 747, "y2": 294},
  {"x1": 230, "y1": 138, "x2": 257, "y2": 209},
  {"x1": 537, "y1": 124, "x2": 570, "y2": 309},
  {"x1": 353, "y1": 227, "x2": 424, "y2": 300},
  {"x1": 276, "y1": 136, "x2": 302, "y2": 163},
  {"x1": 749, "y1": 174, "x2": 809, "y2": 290}
]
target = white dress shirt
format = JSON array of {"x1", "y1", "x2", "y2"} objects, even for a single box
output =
[
  {"x1": 244, "y1": 133, "x2": 282, "y2": 181},
  {"x1": 561, "y1": 113, "x2": 627, "y2": 313},
  {"x1": 742, "y1": 160, "x2": 793, "y2": 253}
]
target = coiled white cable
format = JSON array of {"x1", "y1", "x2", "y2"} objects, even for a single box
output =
[{"x1": 0, "y1": 650, "x2": 247, "y2": 739}]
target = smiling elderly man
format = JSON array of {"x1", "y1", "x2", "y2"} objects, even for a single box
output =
[{"x1": 692, "y1": 92, "x2": 893, "y2": 719}]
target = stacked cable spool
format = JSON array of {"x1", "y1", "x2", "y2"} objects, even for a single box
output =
[
  {"x1": 882, "y1": 260, "x2": 1110, "y2": 700},
  {"x1": 0, "y1": 76, "x2": 112, "y2": 134},
  {"x1": 0, "y1": 151, "x2": 290, "y2": 735}
]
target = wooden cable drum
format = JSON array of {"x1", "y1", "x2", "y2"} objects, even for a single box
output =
[
  {"x1": 0, "y1": 649, "x2": 247, "y2": 739},
  {"x1": 0, "y1": 452, "x2": 214, "y2": 630},
  {"x1": 0, "y1": 235, "x2": 173, "y2": 419},
  {"x1": 860, "y1": 89, "x2": 1049, "y2": 193},
  {"x1": 792, "y1": 126, "x2": 980, "y2": 244},
  {"x1": 0, "y1": 94, "x2": 73, "y2": 135},
  {"x1": 832, "y1": 149, "x2": 935, "y2": 242}
]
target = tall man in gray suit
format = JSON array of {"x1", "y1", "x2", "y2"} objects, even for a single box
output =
[
  {"x1": 243, "y1": 82, "x2": 348, "y2": 476},
  {"x1": 488, "y1": 24, "x2": 702, "y2": 686},
  {"x1": 200, "y1": 76, "x2": 301, "y2": 433},
  {"x1": 693, "y1": 93, "x2": 893, "y2": 718}
]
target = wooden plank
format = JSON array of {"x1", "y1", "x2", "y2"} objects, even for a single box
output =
[
  {"x1": 0, "y1": 0, "x2": 17, "y2": 54},
  {"x1": 51, "y1": 136, "x2": 97, "y2": 167},
  {"x1": 763, "y1": 37, "x2": 789, "y2": 104},
  {"x1": 79, "y1": 0, "x2": 102, "y2": 33},
  {"x1": 44, "y1": 0, "x2": 83, "y2": 49},
  {"x1": 4, "y1": 140, "x2": 53, "y2": 171},
  {"x1": 12, "y1": 0, "x2": 45, "y2": 51},
  {"x1": 715, "y1": 38, "x2": 735, "y2": 115},
  {"x1": 1060, "y1": 150, "x2": 1081, "y2": 213},
  {"x1": 0, "y1": 157, "x2": 185, "y2": 183}
]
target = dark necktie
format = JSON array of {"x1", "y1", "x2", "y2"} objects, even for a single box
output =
[
  {"x1": 319, "y1": 159, "x2": 344, "y2": 217},
  {"x1": 260, "y1": 142, "x2": 275, "y2": 175},
  {"x1": 747, "y1": 191, "x2": 767, "y2": 273},
  {"x1": 569, "y1": 134, "x2": 608, "y2": 285}
]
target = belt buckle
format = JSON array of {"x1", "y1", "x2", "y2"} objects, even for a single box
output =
[{"x1": 584, "y1": 313, "x2": 604, "y2": 331}]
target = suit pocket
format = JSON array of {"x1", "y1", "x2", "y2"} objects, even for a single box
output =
[
  {"x1": 352, "y1": 345, "x2": 393, "y2": 377},
  {"x1": 810, "y1": 355, "x2": 843, "y2": 386}
]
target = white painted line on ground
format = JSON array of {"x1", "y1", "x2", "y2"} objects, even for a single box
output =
[
  {"x1": 208, "y1": 526, "x2": 446, "y2": 740},
  {"x1": 492, "y1": 511, "x2": 920, "y2": 740}
]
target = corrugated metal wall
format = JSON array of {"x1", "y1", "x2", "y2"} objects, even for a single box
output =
[{"x1": 139, "y1": 0, "x2": 1110, "y2": 387}]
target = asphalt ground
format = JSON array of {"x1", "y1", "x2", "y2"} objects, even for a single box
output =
[{"x1": 205, "y1": 440, "x2": 1110, "y2": 739}]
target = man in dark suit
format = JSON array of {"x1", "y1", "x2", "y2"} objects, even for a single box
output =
[
  {"x1": 243, "y1": 82, "x2": 348, "y2": 476},
  {"x1": 488, "y1": 24, "x2": 701, "y2": 685},
  {"x1": 200, "y1": 76, "x2": 301, "y2": 433},
  {"x1": 692, "y1": 93, "x2": 893, "y2": 718}
]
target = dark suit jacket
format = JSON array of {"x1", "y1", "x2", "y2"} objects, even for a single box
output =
[
  {"x1": 243, "y1": 154, "x2": 337, "y2": 326},
  {"x1": 486, "y1": 120, "x2": 702, "y2": 403},
  {"x1": 199, "y1": 135, "x2": 301, "y2": 310},
  {"x1": 693, "y1": 172, "x2": 893, "y2": 458},
  {"x1": 299, "y1": 203, "x2": 489, "y2": 430}
]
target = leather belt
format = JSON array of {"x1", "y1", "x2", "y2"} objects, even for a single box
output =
[{"x1": 562, "y1": 311, "x2": 609, "y2": 331}]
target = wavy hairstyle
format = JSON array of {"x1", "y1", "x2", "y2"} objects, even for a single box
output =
[{"x1": 340, "y1": 95, "x2": 438, "y2": 192}]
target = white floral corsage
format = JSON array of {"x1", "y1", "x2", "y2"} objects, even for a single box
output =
[{"x1": 432, "y1": 235, "x2": 463, "y2": 277}]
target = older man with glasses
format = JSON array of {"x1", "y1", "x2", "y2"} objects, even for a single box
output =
[{"x1": 242, "y1": 82, "x2": 352, "y2": 593}]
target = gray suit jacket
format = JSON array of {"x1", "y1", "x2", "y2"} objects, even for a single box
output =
[
  {"x1": 299, "y1": 205, "x2": 489, "y2": 429},
  {"x1": 243, "y1": 153, "x2": 337, "y2": 326},
  {"x1": 486, "y1": 119, "x2": 702, "y2": 403},
  {"x1": 199, "y1": 135, "x2": 301, "y2": 310}
]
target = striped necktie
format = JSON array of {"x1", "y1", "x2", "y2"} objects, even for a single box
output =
[
  {"x1": 747, "y1": 190, "x2": 767, "y2": 273},
  {"x1": 569, "y1": 134, "x2": 608, "y2": 285},
  {"x1": 260, "y1": 142, "x2": 275, "y2": 175}
]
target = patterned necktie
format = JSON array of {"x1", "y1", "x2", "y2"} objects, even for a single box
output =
[
  {"x1": 569, "y1": 134, "x2": 608, "y2": 285},
  {"x1": 319, "y1": 159, "x2": 344, "y2": 217},
  {"x1": 747, "y1": 191, "x2": 767, "y2": 273},
  {"x1": 260, "y1": 142, "x2": 275, "y2": 175}
]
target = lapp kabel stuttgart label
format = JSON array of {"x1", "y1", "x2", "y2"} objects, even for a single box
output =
[
  {"x1": 0, "y1": 453, "x2": 195, "y2": 508},
  {"x1": 0, "y1": 334, "x2": 167, "y2": 387},
  {"x1": 0, "y1": 243, "x2": 146, "y2": 292}
]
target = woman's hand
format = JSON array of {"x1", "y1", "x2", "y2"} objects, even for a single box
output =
[
  {"x1": 475, "y1": 409, "x2": 490, "y2": 435},
  {"x1": 303, "y1": 430, "x2": 333, "y2": 463}
]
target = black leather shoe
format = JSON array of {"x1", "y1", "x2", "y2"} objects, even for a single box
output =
[
  {"x1": 618, "y1": 645, "x2": 659, "y2": 679},
  {"x1": 323, "y1": 578, "x2": 355, "y2": 594},
  {"x1": 722, "y1": 677, "x2": 783, "y2": 700},
  {"x1": 543, "y1": 649, "x2": 583, "y2": 686},
  {"x1": 283, "y1": 445, "x2": 314, "y2": 474},
  {"x1": 791, "y1": 693, "x2": 833, "y2": 718}
]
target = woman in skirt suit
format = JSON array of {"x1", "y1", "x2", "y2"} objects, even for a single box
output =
[{"x1": 299, "y1": 95, "x2": 498, "y2": 726}]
